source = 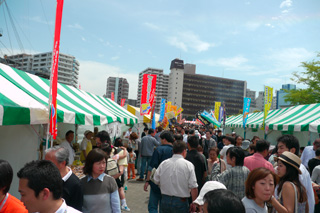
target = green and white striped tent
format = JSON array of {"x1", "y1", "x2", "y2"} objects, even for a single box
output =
[{"x1": 0, "y1": 63, "x2": 138, "y2": 126}]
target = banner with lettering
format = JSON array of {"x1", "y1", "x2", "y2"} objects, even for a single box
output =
[
  {"x1": 140, "y1": 74, "x2": 157, "y2": 115},
  {"x1": 111, "y1": 92, "x2": 114, "y2": 101},
  {"x1": 159, "y1": 98, "x2": 166, "y2": 122},
  {"x1": 218, "y1": 106, "x2": 224, "y2": 123},
  {"x1": 214, "y1": 102, "x2": 221, "y2": 122},
  {"x1": 242, "y1": 97, "x2": 251, "y2": 127},
  {"x1": 120, "y1": 99, "x2": 126, "y2": 107},
  {"x1": 261, "y1": 86, "x2": 273, "y2": 130}
]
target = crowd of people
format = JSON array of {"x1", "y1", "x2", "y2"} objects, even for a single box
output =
[{"x1": 1, "y1": 124, "x2": 320, "y2": 213}]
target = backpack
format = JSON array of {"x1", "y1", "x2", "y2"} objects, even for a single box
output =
[{"x1": 106, "y1": 158, "x2": 119, "y2": 176}]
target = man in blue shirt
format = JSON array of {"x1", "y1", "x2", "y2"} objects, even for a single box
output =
[{"x1": 144, "y1": 131, "x2": 174, "y2": 213}]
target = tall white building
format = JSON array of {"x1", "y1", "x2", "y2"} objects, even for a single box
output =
[
  {"x1": 137, "y1": 68, "x2": 169, "y2": 113},
  {"x1": 167, "y1": 58, "x2": 185, "y2": 107}
]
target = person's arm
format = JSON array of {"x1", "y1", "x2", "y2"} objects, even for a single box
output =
[
  {"x1": 110, "y1": 190, "x2": 121, "y2": 213},
  {"x1": 190, "y1": 187, "x2": 198, "y2": 201},
  {"x1": 144, "y1": 170, "x2": 152, "y2": 191},
  {"x1": 112, "y1": 165, "x2": 123, "y2": 179},
  {"x1": 118, "y1": 147, "x2": 127, "y2": 160},
  {"x1": 270, "y1": 182, "x2": 295, "y2": 213}
]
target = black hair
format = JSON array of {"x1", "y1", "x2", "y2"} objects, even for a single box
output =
[
  {"x1": 160, "y1": 130, "x2": 174, "y2": 143},
  {"x1": 226, "y1": 147, "x2": 245, "y2": 166},
  {"x1": 173, "y1": 140, "x2": 186, "y2": 154},
  {"x1": 96, "y1": 130, "x2": 111, "y2": 144},
  {"x1": 256, "y1": 139, "x2": 270, "y2": 153},
  {"x1": 17, "y1": 160, "x2": 62, "y2": 200},
  {"x1": 277, "y1": 135, "x2": 300, "y2": 155},
  {"x1": 316, "y1": 147, "x2": 320, "y2": 157},
  {"x1": 206, "y1": 130, "x2": 212, "y2": 134},
  {"x1": 203, "y1": 189, "x2": 245, "y2": 213},
  {"x1": 0, "y1": 160, "x2": 13, "y2": 194},
  {"x1": 185, "y1": 129, "x2": 189, "y2": 134},
  {"x1": 174, "y1": 134, "x2": 183, "y2": 141},
  {"x1": 157, "y1": 126, "x2": 163, "y2": 132},
  {"x1": 65, "y1": 130, "x2": 74, "y2": 137},
  {"x1": 148, "y1": 129, "x2": 155, "y2": 134},
  {"x1": 217, "y1": 130, "x2": 222, "y2": 133},
  {"x1": 277, "y1": 160, "x2": 306, "y2": 202},
  {"x1": 189, "y1": 129, "x2": 195, "y2": 135},
  {"x1": 127, "y1": 147, "x2": 133, "y2": 152},
  {"x1": 144, "y1": 127, "x2": 149, "y2": 131},
  {"x1": 188, "y1": 135, "x2": 199, "y2": 149},
  {"x1": 114, "y1": 137, "x2": 123, "y2": 147},
  {"x1": 83, "y1": 149, "x2": 107, "y2": 175},
  {"x1": 225, "y1": 136, "x2": 236, "y2": 145}
]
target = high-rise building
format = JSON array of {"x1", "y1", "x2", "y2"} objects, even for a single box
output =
[
  {"x1": 246, "y1": 89, "x2": 256, "y2": 108},
  {"x1": 276, "y1": 84, "x2": 296, "y2": 109},
  {"x1": 168, "y1": 59, "x2": 185, "y2": 107},
  {"x1": 5, "y1": 52, "x2": 80, "y2": 87},
  {"x1": 106, "y1": 77, "x2": 129, "y2": 105},
  {"x1": 137, "y1": 68, "x2": 169, "y2": 113}
]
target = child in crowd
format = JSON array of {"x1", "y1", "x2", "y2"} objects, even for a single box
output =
[{"x1": 127, "y1": 147, "x2": 136, "y2": 180}]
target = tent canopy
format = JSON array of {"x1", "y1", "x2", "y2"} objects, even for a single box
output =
[
  {"x1": 0, "y1": 63, "x2": 138, "y2": 126},
  {"x1": 125, "y1": 104, "x2": 160, "y2": 124}
]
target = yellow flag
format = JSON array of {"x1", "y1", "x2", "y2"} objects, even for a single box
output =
[
  {"x1": 261, "y1": 86, "x2": 273, "y2": 130},
  {"x1": 171, "y1": 105, "x2": 177, "y2": 113},
  {"x1": 214, "y1": 102, "x2": 221, "y2": 120},
  {"x1": 167, "y1": 102, "x2": 172, "y2": 112}
]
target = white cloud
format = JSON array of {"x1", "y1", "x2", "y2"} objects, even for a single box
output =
[
  {"x1": 281, "y1": 9, "x2": 289, "y2": 14},
  {"x1": 111, "y1": 56, "x2": 120, "y2": 61},
  {"x1": 143, "y1": 22, "x2": 164, "y2": 31},
  {"x1": 199, "y1": 56, "x2": 254, "y2": 71},
  {"x1": 265, "y1": 23, "x2": 275, "y2": 28},
  {"x1": 78, "y1": 61, "x2": 138, "y2": 99},
  {"x1": 67, "y1": 23, "x2": 83, "y2": 30},
  {"x1": 245, "y1": 22, "x2": 261, "y2": 31},
  {"x1": 280, "y1": 0, "x2": 292, "y2": 8},
  {"x1": 81, "y1": 36, "x2": 86, "y2": 41},
  {"x1": 167, "y1": 31, "x2": 214, "y2": 52},
  {"x1": 27, "y1": 16, "x2": 53, "y2": 25}
]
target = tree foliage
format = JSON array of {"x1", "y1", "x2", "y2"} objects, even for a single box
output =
[{"x1": 285, "y1": 53, "x2": 320, "y2": 105}]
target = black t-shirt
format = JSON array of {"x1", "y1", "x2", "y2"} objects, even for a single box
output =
[
  {"x1": 308, "y1": 158, "x2": 320, "y2": 175},
  {"x1": 186, "y1": 149, "x2": 207, "y2": 191},
  {"x1": 63, "y1": 173, "x2": 83, "y2": 211}
]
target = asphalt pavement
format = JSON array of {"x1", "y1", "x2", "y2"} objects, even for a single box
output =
[{"x1": 125, "y1": 177, "x2": 149, "y2": 212}]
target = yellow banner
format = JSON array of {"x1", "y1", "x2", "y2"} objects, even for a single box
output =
[
  {"x1": 262, "y1": 86, "x2": 273, "y2": 129},
  {"x1": 214, "y1": 102, "x2": 221, "y2": 120},
  {"x1": 167, "y1": 102, "x2": 172, "y2": 112},
  {"x1": 175, "y1": 107, "x2": 184, "y2": 116},
  {"x1": 171, "y1": 105, "x2": 177, "y2": 113}
]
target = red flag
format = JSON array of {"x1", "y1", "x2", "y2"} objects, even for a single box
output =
[
  {"x1": 49, "y1": 0, "x2": 64, "y2": 139},
  {"x1": 111, "y1": 92, "x2": 115, "y2": 101},
  {"x1": 120, "y1": 99, "x2": 126, "y2": 107},
  {"x1": 79, "y1": 83, "x2": 81, "y2": 89},
  {"x1": 140, "y1": 74, "x2": 157, "y2": 115}
]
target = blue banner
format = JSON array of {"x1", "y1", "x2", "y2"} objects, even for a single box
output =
[
  {"x1": 218, "y1": 106, "x2": 224, "y2": 123},
  {"x1": 159, "y1": 98, "x2": 166, "y2": 122},
  {"x1": 201, "y1": 110, "x2": 221, "y2": 127},
  {"x1": 243, "y1": 97, "x2": 251, "y2": 127}
]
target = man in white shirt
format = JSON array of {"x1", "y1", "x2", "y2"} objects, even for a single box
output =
[
  {"x1": 276, "y1": 135, "x2": 315, "y2": 213},
  {"x1": 220, "y1": 136, "x2": 235, "y2": 160},
  {"x1": 124, "y1": 127, "x2": 132, "y2": 139},
  {"x1": 153, "y1": 140, "x2": 198, "y2": 212},
  {"x1": 17, "y1": 160, "x2": 81, "y2": 213},
  {"x1": 59, "y1": 130, "x2": 75, "y2": 166},
  {"x1": 301, "y1": 139, "x2": 320, "y2": 169}
]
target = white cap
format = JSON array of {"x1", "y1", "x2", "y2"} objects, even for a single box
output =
[{"x1": 193, "y1": 181, "x2": 226, "y2": 205}]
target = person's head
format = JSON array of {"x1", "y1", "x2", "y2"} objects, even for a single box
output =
[
  {"x1": 185, "y1": 129, "x2": 189, "y2": 135},
  {"x1": 144, "y1": 127, "x2": 148, "y2": 132},
  {"x1": 251, "y1": 136, "x2": 260, "y2": 145},
  {"x1": 193, "y1": 181, "x2": 226, "y2": 207},
  {"x1": 127, "y1": 147, "x2": 133, "y2": 153},
  {"x1": 65, "y1": 130, "x2": 74, "y2": 143},
  {"x1": 17, "y1": 160, "x2": 63, "y2": 213},
  {"x1": 225, "y1": 136, "x2": 235, "y2": 146},
  {"x1": 160, "y1": 130, "x2": 174, "y2": 144},
  {"x1": 95, "y1": 130, "x2": 111, "y2": 147},
  {"x1": 205, "y1": 130, "x2": 212, "y2": 139},
  {"x1": 129, "y1": 132, "x2": 138, "y2": 140},
  {"x1": 316, "y1": 147, "x2": 320, "y2": 157},
  {"x1": 275, "y1": 151, "x2": 303, "y2": 198},
  {"x1": 157, "y1": 126, "x2": 163, "y2": 133},
  {"x1": 231, "y1": 132, "x2": 236, "y2": 138},
  {"x1": 189, "y1": 129, "x2": 195, "y2": 136},
  {"x1": 256, "y1": 139, "x2": 270, "y2": 157},
  {"x1": 0, "y1": 160, "x2": 13, "y2": 195},
  {"x1": 148, "y1": 128, "x2": 155, "y2": 136},
  {"x1": 226, "y1": 147, "x2": 245, "y2": 167},
  {"x1": 174, "y1": 134, "x2": 183, "y2": 141},
  {"x1": 277, "y1": 135, "x2": 299, "y2": 156},
  {"x1": 84, "y1": 130, "x2": 93, "y2": 140},
  {"x1": 313, "y1": 139, "x2": 320, "y2": 151},
  {"x1": 217, "y1": 130, "x2": 222, "y2": 136},
  {"x1": 197, "y1": 145, "x2": 204, "y2": 154},
  {"x1": 203, "y1": 189, "x2": 245, "y2": 213},
  {"x1": 188, "y1": 135, "x2": 199, "y2": 149},
  {"x1": 249, "y1": 144, "x2": 256, "y2": 154},
  {"x1": 45, "y1": 146, "x2": 69, "y2": 170},
  {"x1": 128, "y1": 127, "x2": 132, "y2": 131},
  {"x1": 235, "y1": 135, "x2": 243, "y2": 147},
  {"x1": 83, "y1": 148, "x2": 107, "y2": 176},
  {"x1": 114, "y1": 138, "x2": 123, "y2": 147},
  {"x1": 173, "y1": 140, "x2": 187, "y2": 157},
  {"x1": 245, "y1": 167, "x2": 278, "y2": 203},
  {"x1": 209, "y1": 147, "x2": 219, "y2": 161}
]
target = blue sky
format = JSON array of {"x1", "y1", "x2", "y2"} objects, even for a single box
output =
[{"x1": 0, "y1": 0, "x2": 319, "y2": 99}]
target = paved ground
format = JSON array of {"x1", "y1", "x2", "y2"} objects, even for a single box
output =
[{"x1": 125, "y1": 177, "x2": 149, "y2": 212}]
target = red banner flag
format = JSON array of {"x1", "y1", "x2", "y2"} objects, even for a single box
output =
[
  {"x1": 121, "y1": 99, "x2": 126, "y2": 107},
  {"x1": 111, "y1": 92, "x2": 115, "y2": 101},
  {"x1": 140, "y1": 74, "x2": 157, "y2": 115},
  {"x1": 49, "y1": 0, "x2": 64, "y2": 139}
]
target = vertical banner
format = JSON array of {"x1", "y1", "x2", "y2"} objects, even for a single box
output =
[
  {"x1": 111, "y1": 92, "x2": 115, "y2": 101},
  {"x1": 261, "y1": 86, "x2": 273, "y2": 130},
  {"x1": 167, "y1": 101, "x2": 172, "y2": 112},
  {"x1": 214, "y1": 102, "x2": 221, "y2": 121},
  {"x1": 223, "y1": 102, "x2": 226, "y2": 126},
  {"x1": 242, "y1": 97, "x2": 251, "y2": 127},
  {"x1": 120, "y1": 99, "x2": 126, "y2": 107},
  {"x1": 49, "y1": 0, "x2": 64, "y2": 140},
  {"x1": 140, "y1": 74, "x2": 157, "y2": 115},
  {"x1": 175, "y1": 107, "x2": 184, "y2": 116},
  {"x1": 218, "y1": 106, "x2": 224, "y2": 123},
  {"x1": 159, "y1": 98, "x2": 166, "y2": 122}
]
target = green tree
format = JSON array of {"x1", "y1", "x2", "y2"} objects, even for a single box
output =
[{"x1": 285, "y1": 53, "x2": 320, "y2": 105}]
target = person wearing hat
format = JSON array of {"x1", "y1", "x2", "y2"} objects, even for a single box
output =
[
  {"x1": 244, "y1": 139, "x2": 274, "y2": 172},
  {"x1": 80, "y1": 130, "x2": 93, "y2": 162},
  {"x1": 270, "y1": 151, "x2": 308, "y2": 213},
  {"x1": 276, "y1": 135, "x2": 314, "y2": 213}
]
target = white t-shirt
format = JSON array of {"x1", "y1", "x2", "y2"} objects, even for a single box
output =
[
  {"x1": 220, "y1": 144, "x2": 234, "y2": 160},
  {"x1": 242, "y1": 196, "x2": 268, "y2": 213},
  {"x1": 60, "y1": 140, "x2": 75, "y2": 166}
]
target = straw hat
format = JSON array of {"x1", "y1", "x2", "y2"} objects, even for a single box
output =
[
  {"x1": 193, "y1": 181, "x2": 226, "y2": 205},
  {"x1": 275, "y1": 151, "x2": 302, "y2": 174},
  {"x1": 84, "y1": 130, "x2": 93, "y2": 136}
]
